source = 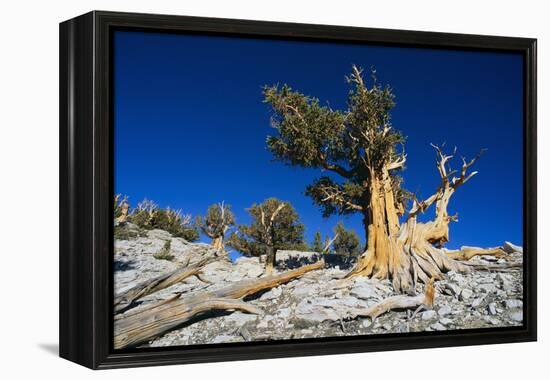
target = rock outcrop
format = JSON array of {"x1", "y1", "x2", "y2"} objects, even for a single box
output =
[{"x1": 114, "y1": 223, "x2": 524, "y2": 347}]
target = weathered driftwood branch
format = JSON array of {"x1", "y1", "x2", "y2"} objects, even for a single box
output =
[
  {"x1": 356, "y1": 278, "x2": 435, "y2": 321},
  {"x1": 462, "y1": 262, "x2": 522, "y2": 272},
  {"x1": 114, "y1": 260, "x2": 324, "y2": 349},
  {"x1": 321, "y1": 233, "x2": 339, "y2": 254},
  {"x1": 114, "y1": 256, "x2": 219, "y2": 312},
  {"x1": 444, "y1": 246, "x2": 507, "y2": 261}
]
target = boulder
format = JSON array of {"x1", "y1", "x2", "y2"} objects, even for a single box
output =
[
  {"x1": 478, "y1": 283, "x2": 498, "y2": 294},
  {"x1": 438, "y1": 305, "x2": 452, "y2": 316},
  {"x1": 224, "y1": 312, "x2": 258, "y2": 327},
  {"x1": 460, "y1": 288, "x2": 473, "y2": 300},
  {"x1": 292, "y1": 283, "x2": 320, "y2": 297},
  {"x1": 295, "y1": 299, "x2": 340, "y2": 324},
  {"x1": 504, "y1": 299, "x2": 523, "y2": 309},
  {"x1": 502, "y1": 241, "x2": 523, "y2": 254},
  {"x1": 443, "y1": 282, "x2": 461, "y2": 297},
  {"x1": 146, "y1": 229, "x2": 173, "y2": 240},
  {"x1": 421, "y1": 310, "x2": 437, "y2": 320},
  {"x1": 350, "y1": 284, "x2": 380, "y2": 300},
  {"x1": 508, "y1": 310, "x2": 523, "y2": 322},
  {"x1": 430, "y1": 322, "x2": 446, "y2": 331},
  {"x1": 260, "y1": 286, "x2": 283, "y2": 301},
  {"x1": 471, "y1": 296, "x2": 486, "y2": 308}
]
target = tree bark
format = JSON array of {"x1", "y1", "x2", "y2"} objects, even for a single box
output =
[
  {"x1": 211, "y1": 236, "x2": 224, "y2": 251},
  {"x1": 115, "y1": 202, "x2": 129, "y2": 224},
  {"x1": 265, "y1": 245, "x2": 276, "y2": 275},
  {"x1": 349, "y1": 180, "x2": 474, "y2": 293},
  {"x1": 349, "y1": 173, "x2": 411, "y2": 290}
]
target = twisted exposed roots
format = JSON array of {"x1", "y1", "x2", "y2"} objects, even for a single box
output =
[
  {"x1": 348, "y1": 239, "x2": 513, "y2": 294},
  {"x1": 349, "y1": 241, "x2": 472, "y2": 294}
]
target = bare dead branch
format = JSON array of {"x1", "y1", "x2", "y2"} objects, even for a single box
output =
[
  {"x1": 321, "y1": 233, "x2": 339, "y2": 254},
  {"x1": 114, "y1": 255, "x2": 220, "y2": 312},
  {"x1": 386, "y1": 154, "x2": 407, "y2": 171},
  {"x1": 451, "y1": 149, "x2": 486, "y2": 189},
  {"x1": 317, "y1": 183, "x2": 364, "y2": 212}
]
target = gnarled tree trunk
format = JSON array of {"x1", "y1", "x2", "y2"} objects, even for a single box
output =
[{"x1": 349, "y1": 146, "x2": 503, "y2": 293}]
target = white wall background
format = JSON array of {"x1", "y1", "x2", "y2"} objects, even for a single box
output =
[{"x1": 0, "y1": 0, "x2": 546, "y2": 377}]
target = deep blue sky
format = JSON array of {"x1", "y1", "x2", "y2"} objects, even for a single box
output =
[{"x1": 114, "y1": 31, "x2": 523, "y2": 254}]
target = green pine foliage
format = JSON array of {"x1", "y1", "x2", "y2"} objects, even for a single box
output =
[
  {"x1": 310, "y1": 230, "x2": 324, "y2": 253},
  {"x1": 332, "y1": 221, "x2": 362, "y2": 257},
  {"x1": 263, "y1": 65, "x2": 411, "y2": 219},
  {"x1": 196, "y1": 202, "x2": 235, "y2": 239},
  {"x1": 126, "y1": 199, "x2": 199, "y2": 241},
  {"x1": 227, "y1": 198, "x2": 306, "y2": 256}
]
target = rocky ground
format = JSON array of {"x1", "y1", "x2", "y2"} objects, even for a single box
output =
[{"x1": 114, "y1": 223, "x2": 524, "y2": 347}]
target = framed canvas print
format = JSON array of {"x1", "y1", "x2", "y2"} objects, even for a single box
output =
[{"x1": 59, "y1": 11, "x2": 537, "y2": 369}]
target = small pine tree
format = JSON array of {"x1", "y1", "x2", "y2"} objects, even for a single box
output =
[
  {"x1": 333, "y1": 221, "x2": 361, "y2": 257},
  {"x1": 310, "y1": 231, "x2": 324, "y2": 253},
  {"x1": 227, "y1": 198, "x2": 305, "y2": 273},
  {"x1": 196, "y1": 202, "x2": 235, "y2": 250}
]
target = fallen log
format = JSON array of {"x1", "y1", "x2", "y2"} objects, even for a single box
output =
[
  {"x1": 355, "y1": 278, "x2": 435, "y2": 321},
  {"x1": 462, "y1": 262, "x2": 523, "y2": 271},
  {"x1": 114, "y1": 260, "x2": 324, "y2": 349},
  {"x1": 445, "y1": 246, "x2": 507, "y2": 261},
  {"x1": 114, "y1": 255, "x2": 219, "y2": 312}
]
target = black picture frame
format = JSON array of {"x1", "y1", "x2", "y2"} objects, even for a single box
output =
[{"x1": 59, "y1": 10, "x2": 537, "y2": 369}]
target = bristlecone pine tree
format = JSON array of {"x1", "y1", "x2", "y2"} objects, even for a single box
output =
[
  {"x1": 196, "y1": 202, "x2": 235, "y2": 251},
  {"x1": 263, "y1": 65, "x2": 503, "y2": 293},
  {"x1": 227, "y1": 198, "x2": 305, "y2": 274},
  {"x1": 114, "y1": 194, "x2": 130, "y2": 224},
  {"x1": 128, "y1": 199, "x2": 199, "y2": 241}
]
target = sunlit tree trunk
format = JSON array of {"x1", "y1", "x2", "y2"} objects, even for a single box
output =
[
  {"x1": 265, "y1": 245, "x2": 276, "y2": 275},
  {"x1": 260, "y1": 203, "x2": 285, "y2": 274},
  {"x1": 349, "y1": 146, "x2": 505, "y2": 293},
  {"x1": 211, "y1": 236, "x2": 224, "y2": 251},
  {"x1": 197, "y1": 202, "x2": 235, "y2": 253}
]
